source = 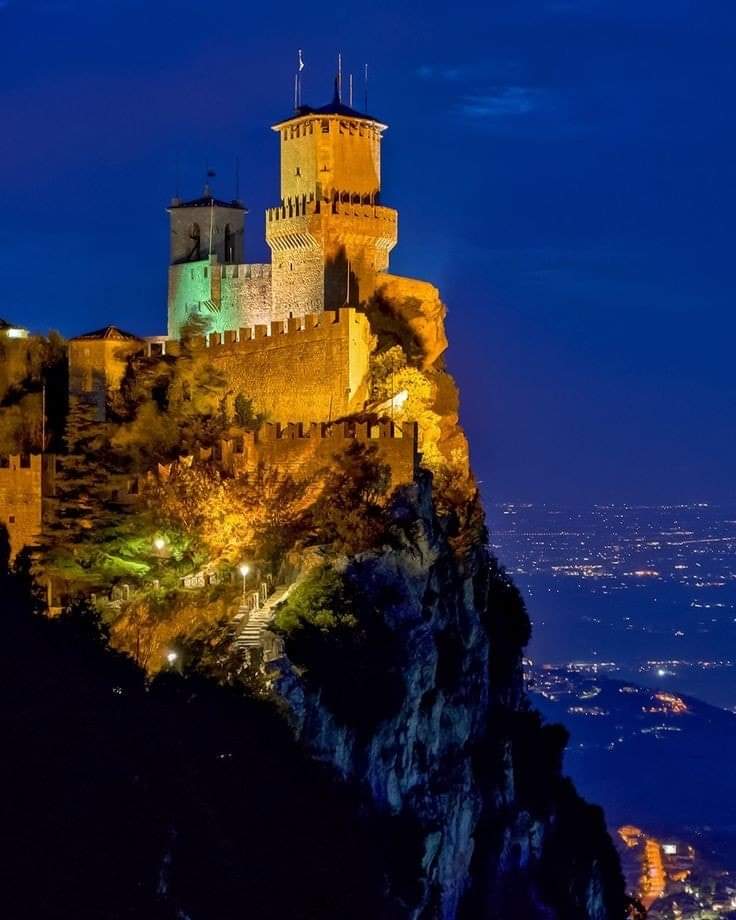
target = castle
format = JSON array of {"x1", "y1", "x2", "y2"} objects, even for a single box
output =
[{"x1": 0, "y1": 85, "x2": 454, "y2": 560}]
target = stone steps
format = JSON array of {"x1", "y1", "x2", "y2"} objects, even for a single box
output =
[{"x1": 232, "y1": 584, "x2": 291, "y2": 650}]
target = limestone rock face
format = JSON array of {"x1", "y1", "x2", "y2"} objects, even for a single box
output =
[
  {"x1": 375, "y1": 275, "x2": 449, "y2": 370},
  {"x1": 272, "y1": 480, "x2": 627, "y2": 920}
]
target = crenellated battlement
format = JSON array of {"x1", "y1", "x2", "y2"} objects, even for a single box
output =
[
  {"x1": 148, "y1": 305, "x2": 364, "y2": 358},
  {"x1": 214, "y1": 262, "x2": 271, "y2": 281},
  {"x1": 0, "y1": 452, "x2": 56, "y2": 558},
  {"x1": 266, "y1": 197, "x2": 396, "y2": 225},
  {"x1": 0, "y1": 454, "x2": 44, "y2": 473},
  {"x1": 129, "y1": 419, "x2": 418, "y2": 495}
]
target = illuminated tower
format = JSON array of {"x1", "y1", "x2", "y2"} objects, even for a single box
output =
[
  {"x1": 166, "y1": 189, "x2": 272, "y2": 339},
  {"x1": 266, "y1": 89, "x2": 398, "y2": 316}
]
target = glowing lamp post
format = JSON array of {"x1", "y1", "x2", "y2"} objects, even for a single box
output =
[
  {"x1": 239, "y1": 563, "x2": 251, "y2": 601},
  {"x1": 153, "y1": 536, "x2": 166, "y2": 553},
  {"x1": 166, "y1": 650, "x2": 178, "y2": 666}
]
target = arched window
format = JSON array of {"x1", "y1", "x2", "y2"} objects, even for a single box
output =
[
  {"x1": 224, "y1": 224, "x2": 233, "y2": 263},
  {"x1": 188, "y1": 222, "x2": 201, "y2": 261}
]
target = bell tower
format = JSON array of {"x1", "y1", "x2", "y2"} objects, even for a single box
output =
[
  {"x1": 266, "y1": 90, "x2": 398, "y2": 317},
  {"x1": 166, "y1": 188, "x2": 248, "y2": 338}
]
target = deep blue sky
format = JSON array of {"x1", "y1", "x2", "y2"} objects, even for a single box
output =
[{"x1": 1, "y1": 0, "x2": 734, "y2": 504}]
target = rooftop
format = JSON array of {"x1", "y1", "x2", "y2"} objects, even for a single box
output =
[
  {"x1": 273, "y1": 89, "x2": 385, "y2": 129},
  {"x1": 168, "y1": 192, "x2": 246, "y2": 212},
  {"x1": 71, "y1": 325, "x2": 142, "y2": 342}
]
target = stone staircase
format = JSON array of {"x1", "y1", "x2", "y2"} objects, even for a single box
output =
[{"x1": 231, "y1": 582, "x2": 292, "y2": 654}]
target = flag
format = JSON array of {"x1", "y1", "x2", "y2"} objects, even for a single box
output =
[{"x1": 298, "y1": 49, "x2": 304, "y2": 72}]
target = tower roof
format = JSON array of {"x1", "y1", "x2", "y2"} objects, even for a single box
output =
[
  {"x1": 272, "y1": 91, "x2": 386, "y2": 130},
  {"x1": 168, "y1": 193, "x2": 246, "y2": 212},
  {"x1": 71, "y1": 325, "x2": 143, "y2": 342}
]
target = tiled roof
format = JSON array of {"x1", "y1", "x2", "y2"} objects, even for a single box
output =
[{"x1": 71, "y1": 325, "x2": 142, "y2": 342}]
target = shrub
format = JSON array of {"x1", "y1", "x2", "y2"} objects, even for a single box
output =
[
  {"x1": 273, "y1": 564, "x2": 405, "y2": 732},
  {"x1": 310, "y1": 441, "x2": 392, "y2": 553}
]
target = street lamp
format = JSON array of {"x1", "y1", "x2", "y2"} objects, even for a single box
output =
[
  {"x1": 153, "y1": 536, "x2": 166, "y2": 553},
  {"x1": 166, "y1": 650, "x2": 178, "y2": 666},
  {"x1": 239, "y1": 563, "x2": 250, "y2": 601}
]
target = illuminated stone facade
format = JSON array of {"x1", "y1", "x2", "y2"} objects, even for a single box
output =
[
  {"x1": 266, "y1": 101, "x2": 397, "y2": 315},
  {"x1": 149, "y1": 307, "x2": 373, "y2": 424},
  {"x1": 0, "y1": 454, "x2": 54, "y2": 558},
  {"x1": 68, "y1": 326, "x2": 144, "y2": 419},
  {"x1": 168, "y1": 94, "x2": 399, "y2": 338},
  {"x1": 0, "y1": 91, "x2": 458, "y2": 558}
]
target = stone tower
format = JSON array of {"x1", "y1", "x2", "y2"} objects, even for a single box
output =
[
  {"x1": 266, "y1": 90, "x2": 398, "y2": 317},
  {"x1": 166, "y1": 190, "x2": 273, "y2": 340},
  {"x1": 68, "y1": 326, "x2": 144, "y2": 420}
]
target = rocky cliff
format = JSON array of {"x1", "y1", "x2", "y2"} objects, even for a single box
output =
[
  {"x1": 272, "y1": 475, "x2": 627, "y2": 919},
  {"x1": 268, "y1": 284, "x2": 628, "y2": 919}
]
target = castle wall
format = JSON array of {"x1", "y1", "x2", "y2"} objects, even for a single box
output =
[
  {"x1": 168, "y1": 260, "x2": 273, "y2": 338},
  {"x1": 149, "y1": 307, "x2": 374, "y2": 425},
  {"x1": 270, "y1": 246, "x2": 324, "y2": 319},
  {"x1": 167, "y1": 260, "x2": 213, "y2": 337},
  {"x1": 219, "y1": 264, "x2": 273, "y2": 328},
  {"x1": 233, "y1": 421, "x2": 417, "y2": 488},
  {"x1": 0, "y1": 454, "x2": 44, "y2": 558},
  {"x1": 148, "y1": 420, "x2": 418, "y2": 494}
]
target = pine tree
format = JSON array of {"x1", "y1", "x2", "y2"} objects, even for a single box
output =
[{"x1": 42, "y1": 395, "x2": 126, "y2": 587}]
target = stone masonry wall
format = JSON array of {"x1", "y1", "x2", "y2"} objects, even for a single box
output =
[
  {"x1": 230, "y1": 420, "x2": 417, "y2": 488},
  {"x1": 147, "y1": 420, "x2": 418, "y2": 494},
  {"x1": 150, "y1": 307, "x2": 374, "y2": 425},
  {"x1": 168, "y1": 260, "x2": 273, "y2": 338},
  {"x1": 0, "y1": 454, "x2": 44, "y2": 558}
]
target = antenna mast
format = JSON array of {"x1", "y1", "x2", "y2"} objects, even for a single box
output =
[
  {"x1": 337, "y1": 52, "x2": 342, "y2": 102},
  {"x1": 364, "y1": 63, "x2": 368, "y2": 112},
  {"x1": 349, "y1": 73, "x2": 353, "y2": 107}
]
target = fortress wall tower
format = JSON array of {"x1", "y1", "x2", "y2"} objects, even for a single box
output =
[
  {"x1": 68, "y1": 326, "x2": 144, "y2": 420},
  {"x1": 0, "y1": 454, "x2": 50, "y2": 558},
  {"x1": 266, "y1": 94, "x2": 398, "y2": 316},
  {"x1": 167, "y1": 192, "x2": 272, "y2": 338}
]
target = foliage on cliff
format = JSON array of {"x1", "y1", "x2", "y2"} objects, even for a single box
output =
[
  {"x1": 273, "y1": 563, "x2": 406, "y2": 730},
  {"x1": 0, "y1": 532, "x2": 401, "y2": 920},
  {"x1": 0, "y1": 331, "x2": 67, "y2": 453}
]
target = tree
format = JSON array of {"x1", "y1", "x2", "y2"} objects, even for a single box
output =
[
  {"x1": 310, "y1": 441, "x2": 392, "y2": 552},
  {"x1": 233, "y1": 393, "x2": 265, "y2": 430},
  {"x1": 42, "y1": 396, "x2": 126, "y2": 588}
]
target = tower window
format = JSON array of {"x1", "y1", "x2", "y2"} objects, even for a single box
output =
[
  {"x1": 295, "y1": 166, "x2": 301, "y2": 177},
  {"x1": 321, "y1": 120, "x2": 329, "y2": 133},
  {"x1": 8, "y1": 515, "x2": 15, "y2": 524},
  {"x1": 188, "y1": 222, "x2": 201, "y2": 261},
  {"x1": 224, "y1": 223, "x2": 233, "y2": 262}
]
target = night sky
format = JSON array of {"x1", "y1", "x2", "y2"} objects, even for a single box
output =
[{"x1": 1, "y1": 0, "x2": 734, "y2": 505}]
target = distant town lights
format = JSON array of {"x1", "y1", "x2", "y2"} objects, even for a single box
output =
[{"x1": 5, "y1": 327, "x2": 28, "y2": 339}]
